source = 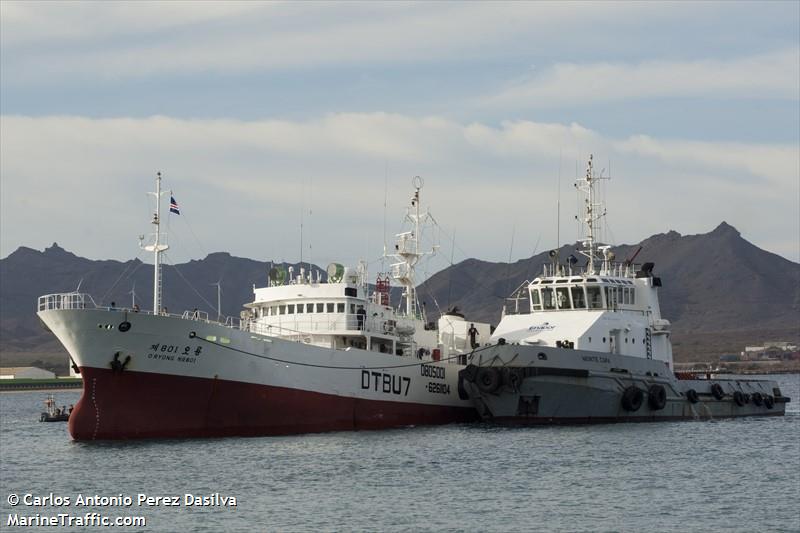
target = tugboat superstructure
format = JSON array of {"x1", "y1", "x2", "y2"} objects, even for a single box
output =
[{"x1": 460, "y1": 156, "x2": 789, "y2": 422}]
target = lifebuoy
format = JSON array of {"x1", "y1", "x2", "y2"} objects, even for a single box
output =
[
  {"x1": 476, "y1": 367, "x2": 502, "y2": 394},
  {"x1": 752, "y1": 392, "x2": 763, "y2": 406},
  {"x1": 648, "y1": 384, "x2": 667, "y2": 410},
  {"x1": 733, "y1": 390, "x2": 746, "y2": 407},
  {"x1": 764, "y1": 395, "x2": 775, "y2": 409},
  {"x1": 686, "y1": 388, "x2": 699, "y2": 404},
  {"x1": 711, "y1": 383, "x2": 725, "y2": 400},
  {"x1": 621, "y1": 386, "x2": 644, "y2": 412}
]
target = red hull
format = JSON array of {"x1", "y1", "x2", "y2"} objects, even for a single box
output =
[{"x1": 69, "y1": 367, "x2": 477, "y2": 440}]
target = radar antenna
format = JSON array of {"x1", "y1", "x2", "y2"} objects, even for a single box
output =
[{"x1": 574, "y1": 155, "x2": 609, "y2": 274}]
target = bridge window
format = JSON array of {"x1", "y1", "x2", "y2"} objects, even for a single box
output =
[
  {"x1": 605, "y1": 287, "x2": 616, "y2": 308},
  {"x1": 326, "y1": 303, "x2": 334, "y2": 313},
  {"x1": 317, "y1": 303, "x2": 324, "y2": 313},
  {"x1": 571, "y1": 287, "x2": 586, "y2": 309},
  {"x1": 279, "y1": 305, "x2": 286, "y2": 315},
  {"x1": 556, "y1": 287, "x2": 571, "y2": 309},
  {"x1": 337, "y1": 303, "x2": 345, "y2": 313},
  {"x1": 287, "y1": 304, "x2": 295, "y2": 314},
  {"x1": 541, "y1": 287, "x2": 555, "y2": 310},
  {"x1": 307, "y1": 303, "x2": 314, "y2": 313},
  {"x1": 586, "y1": 286, "x2": 603, "y2": 309},
  {"x1": 531, "y1": 289, "x2": 542, "y2": 311},
  {"x1": 296, "y1": 303, "x2": 304, "y2": 314}
]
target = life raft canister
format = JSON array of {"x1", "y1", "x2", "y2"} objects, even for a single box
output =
[
  {"x1": 686, "y1": 388, "x2": 700, "y2": 404},
  {"x1": 711, "y1": 383, "x2": 725, "y2": 400},
  {"x1": 621, "y1": 386, "x2": 644, "y2": 412},
  {"x1": 648, "y1": 384, "x2": 667, "y2": 410},
  {"x1": 475, "y1": 367, "x2": 502, "y2": 394}
]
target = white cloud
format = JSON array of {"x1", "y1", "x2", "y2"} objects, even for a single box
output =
[
  {"x1": 2, "y1": 114, "x2": 797, "y2": 267},
  {"x1": 1, "y1": 1, "x2": 695, "y2": 82},
  {"x1": 483, "y1": 48, "x2": 800, "y2": 108}
]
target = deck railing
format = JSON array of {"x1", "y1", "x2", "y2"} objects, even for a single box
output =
[
  {"x1": 38, "y1": 293, "x2": 98, "y2": 312},
  {"x1": 38, "y1": 293, "x2": 414, "y2": 346}
]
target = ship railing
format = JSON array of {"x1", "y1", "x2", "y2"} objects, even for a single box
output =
[
  {"x1": 243, "y1": 313, "x2": 403, "y2": 341},
  {"x1": 38, "y1": 292, "x2": 99, "y2": 312},
  {"x1": 181, "y1": 309, "x2": 211, "y2": 321},
  {"x1": 503, "y1": 280, "x2": 532, "y2": 315},
  {"x1": 540, "y1": 262, "x2": 641, "y2": 278}
]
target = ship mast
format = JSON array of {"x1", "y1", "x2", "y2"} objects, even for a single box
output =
[
  {"x1": 143, "y1": 172, "x2": 169, "y2": 315},
  {"x1": 389, "y1": 176, "x2": 436, "y2": 318},
  {"x1": 575, "y1": 155, "x2": 608, "y2": 274}
]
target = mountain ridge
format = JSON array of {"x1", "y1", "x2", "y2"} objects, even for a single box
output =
[{"x1": 2, "y1": 223, "x2": 798, "y2": 370}]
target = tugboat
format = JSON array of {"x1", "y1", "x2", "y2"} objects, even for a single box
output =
[
  {"x1": 40, "y1": 395, "x2": 71, "y2": 422},
  {"x1": 459, "y1": 155, "x2": 790, "y2": 423},
  {"x1": 37, "y1": 175, "x2": 490, "y2": 440}
]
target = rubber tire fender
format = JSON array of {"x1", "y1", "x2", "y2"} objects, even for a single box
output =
[
  {"x1": 460, "y1": 364, "x2": 479, "y2": 383},
  {"x1": 752, "y1": 392, "x2": 764, "y2": 406},
  {"x1": 711, "y1": 383, "x2": 725, "y2": 400},
  {"x1": 764, "y1": 395, "x2": 775, "y2": 409},
  {"x1": 475, "y1": 367, "x2": 502, "y2": 394},
  {"x1": 686, "y1": 388, "x2": 699, "y2": 404},
  {"x1": 621, "y1": 386, "x2": 644, "y2": 412},
  {"x1": 648, "y1": 384, "x2": 667, "y2": 410},
  {"x1": 733, "y1": 390, "x2": 746, "y2": 407}
]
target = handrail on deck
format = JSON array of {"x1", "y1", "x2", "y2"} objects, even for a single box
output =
[{"x1": 38, "y1": 292, "x2": 98, "y2": 312}]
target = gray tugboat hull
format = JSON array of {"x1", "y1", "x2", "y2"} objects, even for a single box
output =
[{"x1": 460, "y1": 345, "x2": 788, "y2": 423}]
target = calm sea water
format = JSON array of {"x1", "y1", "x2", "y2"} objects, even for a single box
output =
[{"x1": 1, "y1": 374, "x2": 798, "y2": 533}]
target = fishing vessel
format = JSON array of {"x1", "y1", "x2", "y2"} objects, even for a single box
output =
[
  {"x1": 459, "y1": 156, "x2": 790, "y2": 423},
  {"x1": 38, "y1": 175, "x2": 489, "y2": 440}
]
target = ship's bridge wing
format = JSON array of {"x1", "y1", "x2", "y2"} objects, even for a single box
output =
[{"x1": 490, "y1": 312, "x2": 603, "y2": 346}]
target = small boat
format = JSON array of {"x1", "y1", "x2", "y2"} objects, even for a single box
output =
[{"x1": 40, "y1": 394, "x2": 70, "y2": 422}]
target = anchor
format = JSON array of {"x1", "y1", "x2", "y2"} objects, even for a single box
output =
[{"x1": 110, "y1": 351, "x2": 131, "y2": 373}]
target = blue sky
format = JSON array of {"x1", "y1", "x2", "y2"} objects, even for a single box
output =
[{"x1": 1, "y1": 1, "x2": 798, "y2": 273}]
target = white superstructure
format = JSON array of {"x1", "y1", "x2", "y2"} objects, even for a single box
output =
[{"x1": 492, "y1": 155, "x2": 672, "y2": 368}]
